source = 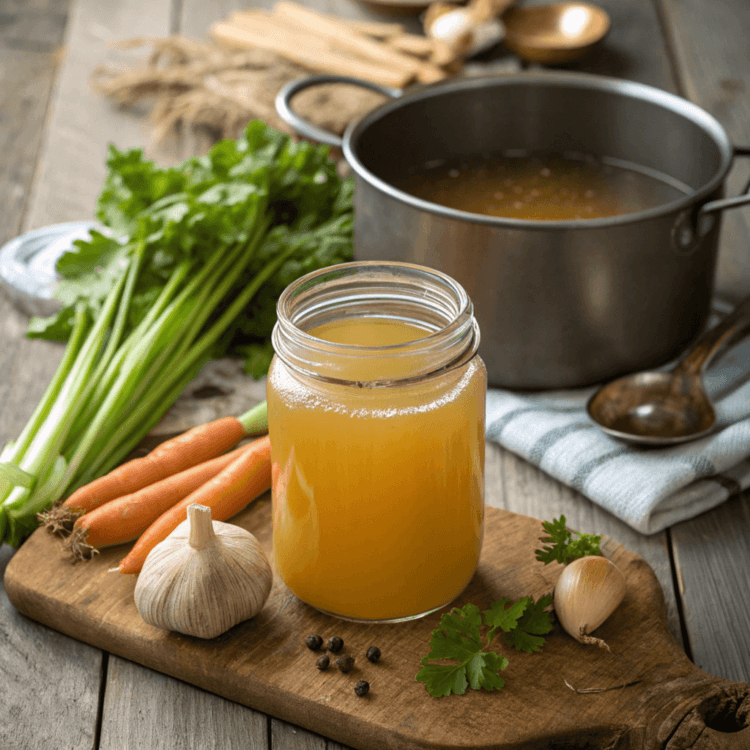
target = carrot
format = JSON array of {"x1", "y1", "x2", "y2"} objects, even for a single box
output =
[
  {"x1": 41, "y1": 402, "x2": 268, "y2": 533},
  {"x1": 119, "y1": 434, "x2": 272, "y2": 575},
  {"x1": 65, "y1": 443, "x2": 254, "y2": 560}
]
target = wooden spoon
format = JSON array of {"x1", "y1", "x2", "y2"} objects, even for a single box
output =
[{"x1": 502, "y1": 1, "x2": 610, "y2": 64}]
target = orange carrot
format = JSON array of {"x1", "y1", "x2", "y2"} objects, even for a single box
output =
[
  {"x1": 119, "y1": 435, "x2": 272, "y2": 575},
  {"x1": 66, "y1": 444, "x2": 254, "y2": 560},
  {"x1": 63, "y1": 416, "x2": 247, "y2": 516}
]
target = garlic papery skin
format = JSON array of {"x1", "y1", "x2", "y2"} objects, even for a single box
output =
[
  {"x1": 134, "y1": 503, "x2": 272, "y2": 639},
  {"x1": 553, "y1": 555, "x2": 626, "y2": 651}
]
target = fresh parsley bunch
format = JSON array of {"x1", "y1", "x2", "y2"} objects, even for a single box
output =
[
  {"x1": 416, "y1": 595, "x2": 554, "y2": 697},
  {"x1": 535, "y1": 515, "x2": 602, "y2": 565},
  {"x1": 28, "y1": 120, "x2": 354, "y2": 377}
]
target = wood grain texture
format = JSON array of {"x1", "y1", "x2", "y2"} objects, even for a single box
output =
[
  {"x1": 100, "y1": 655, "x2": 270, "y2": 750},
  {"x1": 670, "y1": 494, "x2": 750, "y2": 685},
  {"x1": 0, "y1": 0, "x2": 68, "y2": 247},
  {"x1": 0, "y1": 543, "x2": 102, "y2": 750},
  {"x1": 0, "y1": 3, "x2": 104, "y2": 749},
  {"x1": 6, "y1": 504, "x2": 750, "y2": 750},
  {"x1": 271, "y1": 718, "x2": 326, "y2": 750},
  {"x1": 21, "y1": 0, "x2": 172, "y2": 232},
  {"x1": 653, "y1": 0, "x2": 750, "y2": 687},
  {"x1": 657, "y1": 0, "x2": 750, "y2": 303}
]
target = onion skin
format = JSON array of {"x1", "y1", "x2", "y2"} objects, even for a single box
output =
[{"x1": 554, "y1": 555, "x2": 626, "y2": 651}]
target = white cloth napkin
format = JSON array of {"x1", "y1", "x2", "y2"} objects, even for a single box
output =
[{"x1": 485, "y1": 305, "x2": 750, "y2": 535}]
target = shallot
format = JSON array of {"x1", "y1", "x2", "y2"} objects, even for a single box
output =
[{"x1": 554, "y1": 555, "x2": 626, "y2": 651}]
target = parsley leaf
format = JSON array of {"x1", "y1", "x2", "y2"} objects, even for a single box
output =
[
  {"x1": 416, "y1": 604, "x2": 509, "y2": 697},
  {"x1": 416, "y1": 595, "x2": 553, "y2": 697},
  {"x1": 502, "y1": 595, "x2": 554, "y2": 653},
  {"x1": 483, "y1": 597, "x2": 528, "y2": 635},
  {"x1": 535, "y1": 515, "x2": 602, "y2": 565}
]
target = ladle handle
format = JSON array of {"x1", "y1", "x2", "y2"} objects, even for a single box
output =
[{"x1": 675, "y1": 295, "x2": 750, "y2": 378}]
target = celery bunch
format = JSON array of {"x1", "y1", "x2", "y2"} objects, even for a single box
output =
[{"x1": 0, "y1": 121, "x2": 353, "y2": 546}]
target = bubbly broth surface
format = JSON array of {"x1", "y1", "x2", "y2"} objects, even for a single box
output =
[{"x1": 391, "y1": 151, "x2": 690, "y2": 220}]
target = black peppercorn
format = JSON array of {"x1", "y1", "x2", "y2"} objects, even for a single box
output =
[
  {"x1": 354, "y1": 680, "x2": 370, "y2": 697},
  {"x1": 335, "y1": 654, "x2": 355, "y2": 673},
  {"x1": 316, "y1": 655, "x2": 330, "y2": 670},
  {"x1": 305, "y1": 634, "x2": 323, "y2": 650},
  {"x1": 327, "y1": 636, "x2": 344, "y2": 653},
  {"x1": 365, "y1": 646, "x2": 381, "y2": 663}
]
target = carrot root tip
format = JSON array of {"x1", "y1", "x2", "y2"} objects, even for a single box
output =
[
  {"x1": 66, "y1": 525, "x2": 99, "y2": 562},
  {"x1": 38, "y1": 506, "x2": 83, "y2": 536}
]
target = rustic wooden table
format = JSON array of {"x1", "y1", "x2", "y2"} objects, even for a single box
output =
[{"x1": 1, "y1": 0, "x2": 749, "y2": 747}]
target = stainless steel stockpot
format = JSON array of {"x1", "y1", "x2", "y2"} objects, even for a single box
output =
[{"x1": 277, "y1": 73, "x2": 750, "y2": 389}]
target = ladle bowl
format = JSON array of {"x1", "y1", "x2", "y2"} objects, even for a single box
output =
[
  {"x1": 587, "y1": 295, "x2": 750, "y2": 446},
  {"x1": 502, "y1": 1, "x2": 611, "y2": 64}
]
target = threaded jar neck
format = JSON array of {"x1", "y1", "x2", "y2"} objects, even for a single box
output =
[{"x1": 271, "y1": 262, "x2": 479, "y2": 386}]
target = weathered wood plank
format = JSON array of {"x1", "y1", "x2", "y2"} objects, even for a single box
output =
[
  {"x1": 99, "y1": 656, "x2": 269, "y2": 750},
  {"x1": 658, "y1": 0, "x2": 750, "y2": 303},
  {"x1": 0, "y1": 0, "x2": 72, "y2": 434},
  {"x1": 652, "y1": 0, "x2": 750, "y2": 685},
  {"x1": 21, "y1": 0, "x2": 173, "y2": 232},
  {"x1": 0, "y1": 3, "x2": 104, "y2": 749},
  {"x1": 271, "y1": 719, "x2": 326, "y2": 750},
  {"x1": 0, "y1": 1, "x2": 67, "y2": 245},
  {"x1": 669, "y1": 495, "x2": 750, "y2": 684},
  {"x1": 0, "y1": 543, "x2": 102, "y2": 750}
]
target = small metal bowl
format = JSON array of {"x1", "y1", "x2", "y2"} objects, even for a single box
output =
[{"x1": 0, "y1": 222, "x2": 100, "y2": 317}]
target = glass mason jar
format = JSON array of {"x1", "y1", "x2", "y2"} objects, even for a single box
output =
[{"x1": 267, "y1": 262, "x2": 486, "y2": 623}]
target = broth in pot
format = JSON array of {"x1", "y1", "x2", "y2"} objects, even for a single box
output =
[{"x1": 390, "y1": 150, "x2": 692, "y2": 221}]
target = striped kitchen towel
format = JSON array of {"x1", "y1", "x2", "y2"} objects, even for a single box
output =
[{"x1": 485, "y1": 312, "x2": 750, "y2": 535}]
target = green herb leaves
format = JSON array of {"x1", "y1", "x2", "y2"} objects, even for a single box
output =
[
  {"x1": 535, "y1": 515, "x2": 602, "y2": 565},
  {"x1": 28, "y1": 120, "x2": 354, "y2": 377},
  {"x1": 416, "y1": 596, "x2": 553, "y2": 697},
  {"x1": 416, "y1": 604, "x2": 509, "y2": 696},
  {"x1": 489, "y1": 595, "x2": 555, "y2": 653}
]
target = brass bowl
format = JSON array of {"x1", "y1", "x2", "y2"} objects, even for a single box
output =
[{"x1": 503, "y1": 1, "x2": 610, "y2": 64}]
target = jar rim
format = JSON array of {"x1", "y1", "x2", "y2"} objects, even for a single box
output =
[{"x1": 272, "y1": 261, "x2": 480, "y2": 387}]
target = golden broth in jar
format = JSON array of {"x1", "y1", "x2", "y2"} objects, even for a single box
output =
[
  {"x1": 390, "y1": 151, "x2": 691, "y2": 221},
  {"x1": 267, "y1": 264, "x2": 486, "y2": 623}
]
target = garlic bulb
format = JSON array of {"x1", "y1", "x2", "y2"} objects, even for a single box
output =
[
  {"x1": 424, "y1": 0, "x2": 509, "y2": 60},
  {"x1": 134, "y1": 503, "x2": 272, "y2": 639},
  {"x1": 554, "y1": 555, "x2": 626, "y2": 651}
]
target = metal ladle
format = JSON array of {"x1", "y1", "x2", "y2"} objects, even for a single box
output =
[{"x1": 586, "y1": 295, "x2": 750, "y2": 446}]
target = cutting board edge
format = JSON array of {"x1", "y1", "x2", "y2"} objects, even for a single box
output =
[{"x1": 4, "y1": 506, "x2": 743, "y2": 750}]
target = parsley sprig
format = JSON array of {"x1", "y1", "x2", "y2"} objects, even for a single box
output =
[
  {"x1": 535, "y1": 515, "x2": 602, "y2": 565},
  {"x1": 416, "y1": 595, "x2": 553, "y2": 697}
]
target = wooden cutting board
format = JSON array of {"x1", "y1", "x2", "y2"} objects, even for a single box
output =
[{"x1": 5, "y1": 501, "x2": 750, "y2": 750}]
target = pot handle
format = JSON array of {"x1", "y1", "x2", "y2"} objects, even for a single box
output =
[
  {"x1": 275, "y1": 75, "x2": 403, "y2": 148},
  {"x1": 673, "y1": 147, "x2": 750, "y2": 253},
  {"x1": 698, "y1": 147, "x2": 750, "y2": 219}
]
